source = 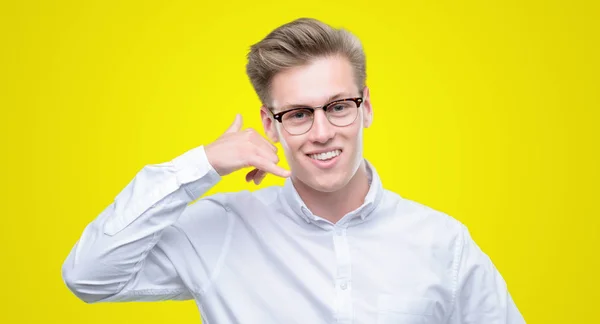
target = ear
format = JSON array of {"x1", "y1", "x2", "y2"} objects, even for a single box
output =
[
  {"x1": 361, "y1": 86, "x2": 373, "y2": 128},
  {"x1": 260, "y1": 105, "x2": 279, "y2": 142}
]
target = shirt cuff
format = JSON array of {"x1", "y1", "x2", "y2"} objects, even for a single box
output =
[{"x1": 171, "y1": 145, "x2": 222, "y2": 200}]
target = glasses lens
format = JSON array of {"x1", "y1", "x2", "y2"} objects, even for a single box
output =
[
  {"x1": 282, "y1": 108, "x2": 314, "y2": 135},
  {"x1": 325, "y1": 100, "x2": 359, "y2": 126}
]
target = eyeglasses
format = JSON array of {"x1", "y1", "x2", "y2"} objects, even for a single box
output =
[{"x1": 269, "y1": 97, "x2": 363, "y2": 135}]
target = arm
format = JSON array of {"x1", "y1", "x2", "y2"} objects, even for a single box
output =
[
  {"x1": 62, "y1": 114, "x2": 290, "y2": 304},
  {"x1": 61, "y1": 145, "x2": 222, "y2": 303},
  {"x1": 448, "y1": 226, "x2": 526, "y2": 323}
]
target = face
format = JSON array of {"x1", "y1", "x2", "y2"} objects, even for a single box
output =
[{"x1": 261, "y1": 55, "x2": 373, "y2": 193}]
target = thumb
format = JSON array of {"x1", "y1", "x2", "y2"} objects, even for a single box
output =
[{"x1": 225, "y1": 114, "x2": 243, "y2": 134}]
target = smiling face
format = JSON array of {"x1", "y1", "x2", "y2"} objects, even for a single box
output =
[{"x1": 261, "y1": 55, "x2": 373, "y2": 193}]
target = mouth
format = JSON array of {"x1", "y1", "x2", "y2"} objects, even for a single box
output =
[{"x1": 306, "y1": 149, "x2": 342, "y2": 169}]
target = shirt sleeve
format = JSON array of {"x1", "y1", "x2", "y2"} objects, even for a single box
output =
[
  {"x1": 61, "y1": 145, "x2": 224, "y2": 303},
  {"x1": 448, "y1": 225, "x2": 526, "y2": 323}
]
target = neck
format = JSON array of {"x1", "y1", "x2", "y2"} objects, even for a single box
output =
[{"x1": 293, "y1": 161, "x2": 370, "y2": 224}]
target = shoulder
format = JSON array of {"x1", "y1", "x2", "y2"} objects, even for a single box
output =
[
  {"x1": 217, "y1": 185, "x2": 283, "y2": 212},
  {"x1": 167, "y1": 185, "x2": 283, "y2": 244},
  {"x1": 177, "y1": 184, "x2": 283, "y2": 222},
  {"x1": 380, "y1": 189, "x2": 467, "y2": 246}
]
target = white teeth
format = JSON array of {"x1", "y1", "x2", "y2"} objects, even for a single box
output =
[{"x1": 309, "y1": 150, "x2": 341, "y2": 161}]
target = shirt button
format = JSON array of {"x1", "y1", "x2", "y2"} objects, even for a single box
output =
[{"x1": 340, "y1": 282, "x2": 348, "y2": 290}]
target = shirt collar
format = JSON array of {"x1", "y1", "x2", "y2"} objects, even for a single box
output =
[{"x1": 281, "y1": 159, "x2": 384, "y2": 225}]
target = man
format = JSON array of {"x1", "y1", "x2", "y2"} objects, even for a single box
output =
[{"x1": 62, "y1": 18, "x2": 525, "y2": 323}]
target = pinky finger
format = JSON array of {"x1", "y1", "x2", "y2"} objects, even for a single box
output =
[
  {"x1": 253, "y1": 170, "x2": 267, "y2": 185},
  {"x1": 246, "y1": 168, "x2": 259, "y2": 182},
  {"x1": 250, "y1": 156, "x2": 291, "y2": 178}
]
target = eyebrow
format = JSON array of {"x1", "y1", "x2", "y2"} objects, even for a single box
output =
[{"x1": 277, "y1": 92, "x2": 351, "y2": 111}]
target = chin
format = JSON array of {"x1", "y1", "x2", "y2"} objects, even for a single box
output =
[
  {"x1": 301, "y1": 169, "x2": 351, "y2": 193},
  {"x1": 290, "y1": 151, "x2": 358, "y2": 193}
]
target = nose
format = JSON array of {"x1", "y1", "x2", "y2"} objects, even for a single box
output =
[{"x1": 308, "y1": 109, "x2": 335, "y2": 144}]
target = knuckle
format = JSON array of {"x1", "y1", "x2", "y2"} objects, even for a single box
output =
[
  {"x1": 246, "y1": 155, "x2": 257, "y2": 167},
  {"x1": 246, "y1": 130, "x2": 257, "y2": 141},
  {"x1": 251, "y1": 145, "x2": 262, "y2": 156},
  {"x1": 248, "y1": 154, "x2": 259, "y2": 165}
]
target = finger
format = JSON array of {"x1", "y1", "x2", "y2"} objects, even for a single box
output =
[
  {"x1": 246, "y1": 128, "x2": 277, "y2": 153},
  {"x1": 255, "y1": 132, "x2": 277, "y2": 153},
  {"x1": 246, "y1": 147, "x2": 278, "y2": 177},
  {"x1": 253, "y1": 169, "x2": 267, "y2": 185},
  {"x1": 254, "y1": 144, "x2": 279, "y2": 162},
  {"x1": 245, "y1": 168, "x2": 259, "y2": 182},
  {"x1": 254, "y1": 139, "x2": 278, "y2": 158},
  {"x1": 250, "y1": 155, "x2": 291, "y2": 178},
  {"x1": 257, "y1": 172, "x2": 267, "y2": 185},
  {"x1": 225, "y1": 114, "x2": 243, "y2": 134}
]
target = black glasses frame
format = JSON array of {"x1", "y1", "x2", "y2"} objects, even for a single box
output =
[{"x1": 269, "y1": 97, "x2": 363, "y2": 123}]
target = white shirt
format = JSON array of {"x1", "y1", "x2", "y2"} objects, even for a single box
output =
[{"x1": 62, "y1": 145, "x2": 525, "y2": 324}]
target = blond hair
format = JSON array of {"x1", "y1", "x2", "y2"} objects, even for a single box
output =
[{"x1": 246, "y1": 18, "x2": 366, "y2": 106}]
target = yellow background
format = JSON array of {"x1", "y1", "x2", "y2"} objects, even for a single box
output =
[{"x1": 1, "y1": 0, "x2": 598, "y2": 323}]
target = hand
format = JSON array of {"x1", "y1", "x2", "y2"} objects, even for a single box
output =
[{"x1": 205, "y1": 114, "x2": 290, "y2": 184}]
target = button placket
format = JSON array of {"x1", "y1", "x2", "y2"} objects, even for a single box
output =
[
  {"x1": 332, "y1": 226, "x2": 353, "y2": 323},
  {"x1": 340, "y1": 281, "x2": 348, "y2": 290}
]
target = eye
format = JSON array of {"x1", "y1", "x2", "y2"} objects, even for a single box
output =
[
  {"x1": 282, "y1": 108, "x2": 312, "y2": 122},
  {"x1": 291, "y1": 111, "x2": 307, "y2": 119},
  {"x1": 327, "y1": 102, "x2": 351, "y2": 114},
  {"x1": 332, "y1": 104, "x2": 346, "y2": 112}
]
